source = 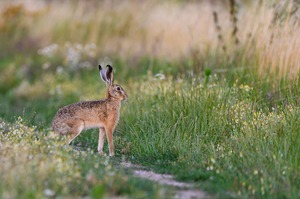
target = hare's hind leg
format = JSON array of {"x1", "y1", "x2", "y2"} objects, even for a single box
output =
[
  {"x1": 105, "y1": 126, "x2": 115, "y2": 157},
  {"x1": 98, "y1": 127, "x2": 106, "y2": 156},
  {"x1": 65, "y1": 119, "x2": 85, "y2": 144}
]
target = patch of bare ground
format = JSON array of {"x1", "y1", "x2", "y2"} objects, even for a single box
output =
[{"x1": 121, "y1": 161, "x2": 212, "y2": 199}]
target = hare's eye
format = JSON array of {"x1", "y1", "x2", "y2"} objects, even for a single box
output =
[{"x1": 116, "y1": 87, "x2": 121, "y2": 91}]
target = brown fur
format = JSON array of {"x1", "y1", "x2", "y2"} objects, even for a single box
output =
[{"x1": 51, "y1": 66, "x2": 127, "y2": 157}]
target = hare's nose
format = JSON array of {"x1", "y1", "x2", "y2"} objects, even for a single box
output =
[{"x1": 123, "y1": 93, "x2": 128, "y2": 100}]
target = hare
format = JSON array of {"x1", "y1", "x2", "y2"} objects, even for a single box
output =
[{"x1": 52, "y1": 65, "x2": 128, "y2": 157}]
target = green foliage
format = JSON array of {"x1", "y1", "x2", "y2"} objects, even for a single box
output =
[
  {"x1": 119, "y1": 76, "x2": 300, "y2": 198},
  {"x1": 0, "y1": 53, "x2": 298, "y2": 198},
  {"x1": 0, "y1": 1, "x2": 300, "y2": 198},
  {"x1": 0, "y1": 118, "x2": 164, "y2": 198}
]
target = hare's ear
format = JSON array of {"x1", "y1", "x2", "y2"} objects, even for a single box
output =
[
  {"x1": 106, "y1": 65, "x2": 114, "y2": 85},
  {"x1": 99, "y1": 65, "x2": 107, "y2": 83}
]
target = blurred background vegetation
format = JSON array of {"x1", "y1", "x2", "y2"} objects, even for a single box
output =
[
  {"x1": 0, "y1": 0, "x2": 299, "y2": 123},
  {"x1": 0, "y1": 0, "x2": 299, "y2": 198}
]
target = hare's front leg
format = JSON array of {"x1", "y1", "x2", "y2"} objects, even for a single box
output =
[
  {"x1": 105, "y1": 126, "x2": 115, "y2": 157},
  {"x1": 98, "y1": 127, "x2": 106, "y2": 155}
]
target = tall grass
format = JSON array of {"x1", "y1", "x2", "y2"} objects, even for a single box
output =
[
  {"x1": 119, "y1": 75, "x2": 299, "y2": 198},
  {"x1": 1, "y1": 0, "x2": 299, "y2": 79},
  {"x1": 0, "y1": 0, "x2": 299, "y2": 198}
]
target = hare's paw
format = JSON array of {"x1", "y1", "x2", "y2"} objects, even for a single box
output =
[{"x1": 109, "y1": 152, "x2": 114, "y2": 157}]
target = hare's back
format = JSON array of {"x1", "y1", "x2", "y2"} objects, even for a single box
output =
[{"x1": 53, "y1": 100, "x2": 106, "y2": 122}]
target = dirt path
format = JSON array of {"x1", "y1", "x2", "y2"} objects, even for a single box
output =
[{"x1": 121, "y1": 162, "x2": 211, "y2": 199}]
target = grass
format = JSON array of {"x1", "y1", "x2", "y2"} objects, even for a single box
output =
[
  {"x1": 0, "y1": 118, "x2": 167, "y2": 198},
  {"x1": 1, "y1": 67, "x2": 298, "y2": 198},
  {"x1": 0, "y1": 0, "x2": 300, "y2": 198},
  {"x1": 119, "y1": 75, "x2": 299, "y2": 198},
  {"x1": 2, "y1": 1, "x2": 300, "y2": 79}
]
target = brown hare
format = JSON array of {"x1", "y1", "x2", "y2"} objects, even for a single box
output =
[{"x1": 52, "y1": 65, "x2": 128, "y2": 157}]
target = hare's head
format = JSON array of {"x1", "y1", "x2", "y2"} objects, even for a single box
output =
[{"x1": 99, "y1": 65, "x2": 128, "y2": 101}]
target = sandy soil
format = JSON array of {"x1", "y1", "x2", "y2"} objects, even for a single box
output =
[{"x1": 121, "y1": 161, "x2": 211, "y2": 199}]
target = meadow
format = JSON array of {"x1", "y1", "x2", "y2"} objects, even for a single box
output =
[{"x1": 0, "y1": 0, "x2": 299, "y2": 198}]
